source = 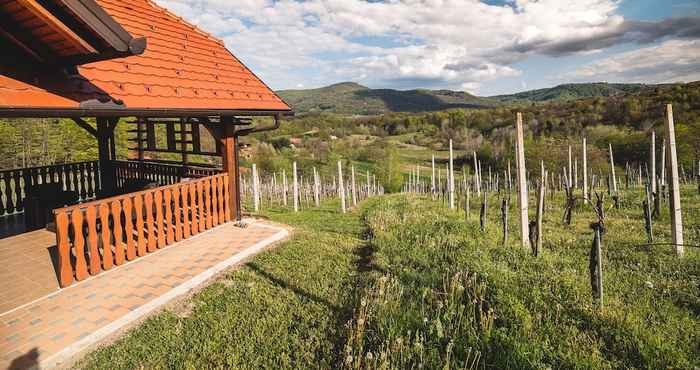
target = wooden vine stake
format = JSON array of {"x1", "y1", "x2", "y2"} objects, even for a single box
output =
[
  {"x1": 515, "y1": 112, "x2": 530, "y2": 248},
  {"x1": 590, "y1": 192, "x2": 605, "y2": 309},
  {"x1": 351, "y1": 165, "x2": 357, "y2": 207},
  {"x1": 292, "y1": 162, "x2": 299, "y2": 212},
  {"x1": 665, "y1": 104, "x2": 684, "y2": 257},
  {"x1": 313, "y1": 167, "x2": 320, "y2": 207},
  {"x1": 252, "y1": 164, "x2": 259, "y2": 212},
  {"x1": 582, "y1": 137, "x2": 588, "y2": 203},
  {"x1": 431, "y1": 155, "x2": 436, "y2": 198},
  {"x1": 338, "y1": 160, "x2": 346, "y2": 213},
  {"x1": 449, "y1": 140, "x2": 455, "y2": 209},
  {"x1": 650, "y1": 131, "x2": 657, "y2": 194}
]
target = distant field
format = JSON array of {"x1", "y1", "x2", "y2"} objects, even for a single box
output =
[{"x1": 77, "y1": 186, "x2": 699, "y2": 369}]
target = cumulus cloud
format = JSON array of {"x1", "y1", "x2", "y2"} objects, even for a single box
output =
[
  {"x1": 564, "y1": 39, "x2": 700, "y2": 84},
  {"x1": 155, "y1": 0, "x2": 700, "y2": 92}
]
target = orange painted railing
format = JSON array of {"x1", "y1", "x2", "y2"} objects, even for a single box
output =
[{"x1": 53, "y1": 173, "x2": 231, "y2": 287}]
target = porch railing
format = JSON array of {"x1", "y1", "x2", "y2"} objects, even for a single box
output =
[
  {"x1": 0, "y1": 161, "x2": 99, "y2": 216},
  {"x1": 53, "y1": 173, "x2": 231, "y2": 287},
  {"x1": 113, "y1": 160, "x2": 221, "y2": 189}
]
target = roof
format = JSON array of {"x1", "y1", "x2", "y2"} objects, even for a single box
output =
[{"x1": 0, "y1": 0, "x2": 292, "y2": 117}]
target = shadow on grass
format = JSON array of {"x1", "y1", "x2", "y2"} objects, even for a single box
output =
[{"x1": 246, "y1": 262, "x2": 341, "y2": 313}]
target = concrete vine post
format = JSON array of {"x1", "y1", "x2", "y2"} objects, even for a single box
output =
[
  {"x1": 292, "y1": 162, "x2": 299, "y2": 212},
  {"x1": 282, "y1": 169, "x2": 288, "y2": 206},
  {"x1": 431, "y1": 155, "x2": 436, "y2": 197},
  {"x1": 665, "y1": 104, "x2": 684, "y2": 256},
  {"x1": 515, "y1": 112, "x2": 530, "y2": 248},
  {"x1": 473, "y1": 151, "x2": 480, "y2": 196},
  {"x1": 609, "y1": 143, "x2": 617, "y2": 194},
  {"x1": 338, "y1": 160, "x2": 346, "y2": 213}
]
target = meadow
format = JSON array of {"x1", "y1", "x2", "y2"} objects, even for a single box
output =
[{"x1": 76, "y1": 185, "x2": 700, "y2": 369}]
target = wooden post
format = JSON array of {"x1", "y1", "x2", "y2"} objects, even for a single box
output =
[
  {"x1": 515, "y1": 113, "x2": 529, "y2": 248},
  {"x1": 282, "y1": 170, "x2": 288, "y2": 206},
  {"x1": 431, "y1": 155, "x2": 436, "y2": 196},
  {"x1": 609, "y1": 143, "x2": 617, "y2": 194},
  {"x1": 252, "y1": 164, "x2": 259, "y2": 212},
  {"x1": 351, "y1": 165, "x2": 357, "y2": 207},
  {"x1": 449, "y1": 140, "x2": 455, "y2": 209},
  {"x1": 651, "y1": 131, "x2": 657, "y2": 194},
  {"x1": 568, "y1": 145, "x2": 572, "y2": 188},
  {"x1": 217, "y1": 121, "x2": 242, "y2": 221},
  {"x1": 535, "y1": 168, "x2": 546, "y2": 256},
  {"x1": 590, "y1": 225, "x2": 603, "y2": 308},
  {"x1": 293, "y1": 162, "x2": 299, "y2": 212},
  {"x1": 665, "y1": 104, "x2": 684, "y2": 256},
  {"x1": 583, "y1": 137, "x2": 588, "y2": 203},
  {"x1": 661, "y1": 141, "x2": 667, "y2": 188},
  {"x1": 473, "y1": 151, "x2": 480, "y2": 196},
  {"x1": 338, "y1": 160, "x2": 346, "y2": 213},
  {"x1": 96, "y1": 118, "x2": 116, "y2": 196},
  {"x1": 313, "y1": 167, "x2": 320, "y2": 207}
]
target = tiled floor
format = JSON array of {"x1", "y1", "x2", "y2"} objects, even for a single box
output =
[
  {"x1": 0, "y1": 220, "x2": 288, "y2": 369},
  {"x1": 0, "y1": 229, "x2": 60, "y2": 314}
]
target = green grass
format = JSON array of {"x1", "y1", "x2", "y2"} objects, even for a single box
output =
[{"x1": 76, "y1": 188, "x2": 699, "y2": 369}]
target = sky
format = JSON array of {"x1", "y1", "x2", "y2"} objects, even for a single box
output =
[{"x1": 155, "y1": 0, "x2": 700, "y2": 96}]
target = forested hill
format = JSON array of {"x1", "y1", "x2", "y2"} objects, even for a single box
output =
[
  {"x1": 277, "y1": 82, "x2": 672, "y2": 115},
  {"x1": 277, "y1": 82, "x2": 498, "y2": 115}
]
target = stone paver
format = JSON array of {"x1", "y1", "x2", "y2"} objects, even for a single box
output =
[{"x1": 0, "y1": 220, "x2": 288, "y2": 369}]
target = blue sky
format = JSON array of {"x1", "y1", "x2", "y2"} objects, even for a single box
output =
[{"x1": 157, "y1": 0, "x2": 700, "y2": 96}]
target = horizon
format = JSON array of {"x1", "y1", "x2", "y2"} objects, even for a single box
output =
[
  {"x1": 275, "y1": 80, "x2": 691, "y2": 96},
  {"x1": 156, "y1": 0, "x2": 700, "y2": 95}
]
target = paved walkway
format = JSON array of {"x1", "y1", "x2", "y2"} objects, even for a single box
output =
[
  {"x1": 0, "y1": 220, "x2": 289, "y2": 369},
  {"x1": 0, "y1": 228, "x2": 61, "y2": 314}
]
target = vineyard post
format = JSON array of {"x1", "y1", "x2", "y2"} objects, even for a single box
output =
[
  {"x1": 661, "y1": 141, "x2": 667, "y2": 188},
  {"x1": 473, "y1": 151, "x2": 480, "y2": 196},
  {"x1": 338, "y1": 160, "x2": 346, "y2": 213},
  {"x1": 431, "y1": 154, "x2": 436, "y2": 197},
  {"x1": 651, "y1": 131, "x2": 657, "y2": 194},
  {"x1": 609, "y1": 143, "x2": 617, "y2": 194},
  {"x1": 583, "y1": 136, "x2": 588, "y2": 203},
  {"x1": 282, "y1": 170, "x2": 288, "y2": 206},
  {"x1": 293, "y1": 162, "x2": 299, "y2": 212},
  {"x1": 351, "y1": 165, "x2": 357, "y2": 207},
  {"x1": 665, "y1": 104, "x2": 684, "y2": 256},
  {"x1": 252, "y1": 164, "x2": 260, "y2": 212},
  {"x1": 449, "y1": 140, "x2": 455, "y2": 209},
  {"x1": 568, "y1": 145, "x2": 572, "y2": 188},
  {"x1": 313, "y1": 167, "x2": 320, "y2": 207},
  {"x1": 515, "y1": 112, "x2": 530, "y2": 248}
]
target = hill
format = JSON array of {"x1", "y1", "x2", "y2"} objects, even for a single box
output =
[
  {"x1": 277, "y1": 82, "x2": 497, "y2": 115},
  {"x1": 489, "y1": 82, "x2": 656, "y2": 104},
  {"x1": 277, "y1": 82, "x2": 676, "y2": 114}
]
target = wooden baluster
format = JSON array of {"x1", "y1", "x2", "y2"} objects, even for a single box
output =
[
  {"x1": 85, "y1": 205, "x2": 101, "y2": 275},
  {"x1": 111, "y1": 200, "x2": 125, "y2": 265},
  {"x1": 0, "y1": 172, "x2": 6, "y2": 216},
  {"x1": 133, "y1": 193, "x2": 147, "y2": 256},
  {"x1": 79, "y1": 163, "x2": 88, "y2": 199},
  {"x1": 205, "y1": 178, "x2": 213, "y2": 230},
  {"x1": 189, "y1": 183, "x2": 199, "y2": 235},
  {"x1": 88, "y1": 162, "x2": 95, "y2": 198},
  {"x1": 144, "y1": 192, "x2": 156, "y2": 252},
  {"x1": 99, "y1": 203, "x2": 113, "y2": 270},
  {"x1": 164, "y1": 188, "x2": 174, "y2": 245},
  {"x1": 223, "y1": 174, "x2": 231, "y2": 221},
  {"x1": 173, "y1": 186, "x2": 183, "y2": 242},
  {"x1": 181, "y1": 184, "x2": 191, "y2": 239},
  {"x1": 72, "y1": 209, "x2": 89, "y2": 281},
  {"x1": 123, "y1": 197, "x2": 136, "y2": 260},
  {"x1": 55, "y1": 211, "x2": 73, "y2": 287},
  {"x1": 211, "y1": 176, "x2": 219, "y2": 227},
  {"x1": 197, "y1": 180, "x2": 205, "y2": 231},
  {"x1": 9, "y1": 171, "x2": 20, "y2": 213},
  {"x1": 217, "y1": 175, "x2": 225, "y2": 225},
  {"x1": 154, "y1": 190, "x2": 166, "y2": 248}
]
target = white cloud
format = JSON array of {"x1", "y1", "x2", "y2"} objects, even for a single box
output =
[
  {"x1": 154, "y1": 0, "x2": 700, "y2": 93},
  {"x1": 565, "y1": 39, "x2": 700, "y2": 83}
]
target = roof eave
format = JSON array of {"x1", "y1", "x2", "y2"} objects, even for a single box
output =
[{"x1": 0, "y1": 107, "x2": 294, "y2": 119}]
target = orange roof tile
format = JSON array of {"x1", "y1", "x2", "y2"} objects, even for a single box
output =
[{"x1": 0, "y1": 0, "x2": 291, "y2": 115}]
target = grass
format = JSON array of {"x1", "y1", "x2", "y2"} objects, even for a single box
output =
[{"x1": 76, "y1": 188, "x2": 699, "y2": 369}]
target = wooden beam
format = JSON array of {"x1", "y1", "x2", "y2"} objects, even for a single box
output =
[
  {"x1": 16, "y1": 0, "x2": 97, "y2": 54},
  {"x1": 0, "y1": 23, "x2": 43, "y2": 62},
  {"x1": 219, "y1": 119, "x2": 241, "y2": 221},
  {"x1": 71, "y1": 117, "x2": 97, "y2": 137},
  {"x1": 96, "y1": 117, "x2": 115, "y2": 196}
]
